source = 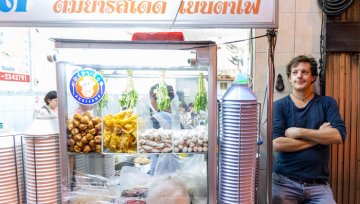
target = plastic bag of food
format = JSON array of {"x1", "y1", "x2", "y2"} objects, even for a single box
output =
[
  {"x1": 173, "y1": 155, "x2": 208, "y2": 204},
  {"x1": 65, "y1": 188, "x2": 114, "y2": 204},
  {"x1": 146, "y1": 177, "x2": 190, "y2": 204},
  {"x1": 64, "y1": 173, "x2": 115, "y2": 204}
]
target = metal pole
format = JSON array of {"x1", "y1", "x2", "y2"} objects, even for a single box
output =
[
  {"x1": 54, "y1": 61, "x2": 69, "y2": 203},
  {"x1": 266, "y1": 28, "x2": 277, "y2": 204}
]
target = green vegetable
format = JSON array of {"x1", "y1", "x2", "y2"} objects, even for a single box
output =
[
  {"x1": 194, "y1": 73, "x2": 207, "y2": 112},
  {"x1": 119, "y1": 70, "x2": 138, "y2": 109},
  {"x1": 156, "y1": 75, "x2": 171, "y2": 111},
  {"x1": 98, "y1": 92, "x2": 109, "y2": 112},
  {"x1": 119, "y1": 89, "x2": 138, "y2": 109}
]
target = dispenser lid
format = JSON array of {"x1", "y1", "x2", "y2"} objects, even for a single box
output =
[
  {"x1": 24, "y1": 116, "x2": 59, "y2": 136},
  {"x1": 234, "y1": 73, "x2": 248, "y2": 84},
  {"x1": 222, "y1": 73, "x2": 257, "y2": 102}
]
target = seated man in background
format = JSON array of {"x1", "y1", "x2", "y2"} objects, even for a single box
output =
[{"x1": 148, "y1": 83, "x2": 180, "y2": 176}]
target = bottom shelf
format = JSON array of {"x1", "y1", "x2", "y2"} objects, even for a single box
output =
[{"x1": 65, "y1": 153, "x2": 208, "y2": 204}]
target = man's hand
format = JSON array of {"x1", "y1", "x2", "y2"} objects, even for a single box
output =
[
  {"x1": 319, "y1": 122, "x2": 331, "y2": 130},
  {"x1": 285, "y1": 127, "x2": 301, "y2": 138}
]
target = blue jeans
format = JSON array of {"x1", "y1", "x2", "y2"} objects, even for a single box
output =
[{"x1": 272, "y1": 173, "x2": 336, "y2": 204}]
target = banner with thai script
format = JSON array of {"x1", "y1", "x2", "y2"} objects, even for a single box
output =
[{"x1": 0, "y1": 0, "x2": 277, "y2": 28}]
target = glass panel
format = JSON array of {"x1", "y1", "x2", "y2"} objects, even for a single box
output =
[{"x1": 59, "y1": 43, "x2": 212, "y2": 203}]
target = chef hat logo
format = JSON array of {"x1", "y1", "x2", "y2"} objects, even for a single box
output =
[{"x1": 76, "y1": 76, "x2": 99, "y2": 99}]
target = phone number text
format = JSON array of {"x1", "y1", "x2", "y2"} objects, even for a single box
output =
[{"x1": 0, "y1": 72, "x2": 30, "y2": 82}]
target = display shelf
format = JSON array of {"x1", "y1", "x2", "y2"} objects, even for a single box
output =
[{"x1": 55, "y1": 39, "x2": 218, "y2": 204}]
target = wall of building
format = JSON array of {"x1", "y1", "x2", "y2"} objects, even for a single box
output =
[
  {"x1": 0, "y1": 29, "x2": 57, "y2": 132},
  {"x1": 254, "y1": 0, "x2": 322, "y2": 203}
]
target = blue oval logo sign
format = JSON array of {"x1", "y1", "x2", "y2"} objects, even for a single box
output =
[{"x1": 69, "y1": 69, "x2": 105, "y2": 105}]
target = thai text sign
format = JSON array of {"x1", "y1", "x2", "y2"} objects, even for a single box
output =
[{"x1": 0, "y1": 0, "x2": 277, "y2": 28}]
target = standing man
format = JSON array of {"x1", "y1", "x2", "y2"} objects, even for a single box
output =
[{"x1": 272, "y1": 55, "x2": 346, "y2": 203}]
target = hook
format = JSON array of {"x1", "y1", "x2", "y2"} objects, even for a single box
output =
[{"x1": 275, "y1": 74, "x2": 285, "y2": 92}]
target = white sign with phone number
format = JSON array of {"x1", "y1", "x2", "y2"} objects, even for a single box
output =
[{"x1": 0, "y1": 28, "x2": 31, "y2": 87}]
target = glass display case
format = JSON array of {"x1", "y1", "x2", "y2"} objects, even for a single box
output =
[{"x1": 54, "y1": 39, "x2": 217, "y2": 204}]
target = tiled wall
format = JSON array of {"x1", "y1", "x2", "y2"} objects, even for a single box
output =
[
  {"x1": 254, "y1": 0, "x2": 322, "y2": 202},
  {"x1": 0, "y1": 94, "x2": 46, "y2": 132}
]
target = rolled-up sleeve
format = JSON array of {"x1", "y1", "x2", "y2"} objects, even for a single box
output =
[
  {"x1": 272, "y1": 100, "x2": 286, "y2": 140},
  {"x1": 326, "y1": 98, "x2": 347, "y2": 142}
]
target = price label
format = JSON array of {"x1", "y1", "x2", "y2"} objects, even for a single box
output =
[{"x1": 0, "y1": 71, "x2": 30, "y2": 82}]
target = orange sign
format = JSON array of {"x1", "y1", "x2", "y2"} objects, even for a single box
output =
[{"x1": 0, "y1": 0, "x2": 277, "y2": 28}]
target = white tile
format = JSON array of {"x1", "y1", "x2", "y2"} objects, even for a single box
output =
[
  {"x1": 294, "y1": 53, "x2": 320, "y2": 58},
  {"x1": 14, "y1": 111, "x2": 25, "y2": 132},
  {"x1": 254, "y1": 53, "x2": 268, "y2": 93},
  {"x1": 0, "y1": 96, "x2": 4, "y2": 111},
  {"x1": 276, "y1": 13, "x2": 295, "y2": 53},
  {"x1": 24, "y1": 96, "x2": 35, "y2": 111},
  {"x1": 13, "y1": 96, "x2": 25, "y2": 111},
  {"x1": 296, "y1": 0, "x2": 321, "y2": 13},
  {"x1": 3, "y1": 111, "x2": 15, "y2": 130},
  {"x1": 24, "y1": 110, "x2": 34, "y2": 130},
  {"x1": 279, "y1": 0, "x2": 296, "y2": 13},
  {"x1": 295, "y1": 13, "x2": 322, "y2": 53},
  {"x1": 2, "y1": 96, "x2": 14, "y2": 111},
  {"x1": 0, "y1": 111, "x2": 5, "y2": 123},
  {"x1": 255, "y1": 29, "x2": 268, "y2": 53},
  {"x1": 274, "y1": 53, "x2": 296, "y2": 93}
]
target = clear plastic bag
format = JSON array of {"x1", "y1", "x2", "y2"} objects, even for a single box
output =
[
  {"x1": 119, "y1": 166, "x2": 153, "y2": 189},
  {"x1": 153, "y1": 154, "x2": 181, "y2": 176},
  {"x1": 63, "y1": 173, "x2": 115, "y2": 204},
  {"x1": 173, "y1": 155, "x2": 208, "y2": 204}
]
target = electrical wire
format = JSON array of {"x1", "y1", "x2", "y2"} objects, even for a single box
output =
[
  {"x1": 171, "y1": 0, "x2": 184, "y2": 28},
  {"x1": 180, "y1": 33, "x2": 273, "y2": 50},
  {"x1": 317, "y1": 0, "x2": 354, "y2": 16},
  {"x1": 319, "y1": 1, "x2": 327, "y2": 96}
]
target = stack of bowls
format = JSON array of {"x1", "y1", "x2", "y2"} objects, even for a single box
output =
[
  {"x1": 24, "y1": 116, "x2": 61, "y2": 204},
  {"x1": 220, "y1": 79, "x2": 259, "y2": 204},
  {"x1": 0, "y1": 129, "x2": 25, "y2": 203}
]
